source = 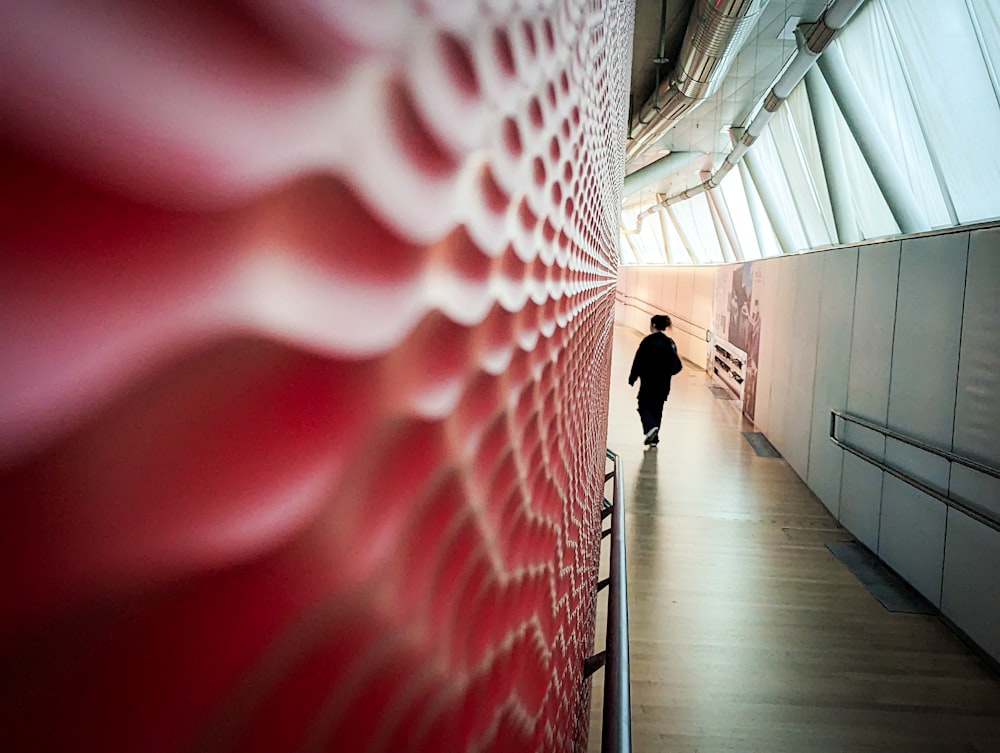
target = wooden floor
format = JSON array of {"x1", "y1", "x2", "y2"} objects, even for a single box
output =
[{"x1": 588, "y1": 325, "x2": 1000, "y2": 753}]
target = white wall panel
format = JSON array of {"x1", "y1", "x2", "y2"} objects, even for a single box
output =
[
  {"x1": 676, "y1": 268, "x2": 695, "y2": 324},
  {"x1": 662, "y1": 267, "x2": 679, "y2": 312},
  {"x1": 878, "y1": 476, "x2": 947, "y2": 607},
  {"x1": 807, "y1": 248, "x2": 858, "y2": 515},
  {"x1": 839, "y1": 453, "x2": 883, "y2": 552},
  {"x1": 691, "y1": 266, "x2": 715, "y2": 325},
  {"x1": 942, "y1": 509, "x2": 1000, "y2": 662},
  {"x1": 887, "y1": 233, "x2": 968, "y2": 447},
  {"x1": 954, "y1": 227, "x2": 1000, "y2": 468},
  {"x1": 782, "y1": 252, "x2": 824, "y2": 480},
  {"x1": 847, "y1": 240, "x2": 900, "y2": 423}
]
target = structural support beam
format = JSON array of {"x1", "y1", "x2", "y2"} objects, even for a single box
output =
[
  {"x1": 705, "y1": 186, "x2": 736, "y2": 262},
  {"x1": 621, "y1": 229, "x2": 642, "y2": 263},
  {"x1": 804, "y1": 62, "x2": 860, "y2": 243},
  {"x1": 655, "y1": 205, "x2": 678, "y2": 264},
  {"x1": 623, "y1": 151, "x2": 705, "y2": 196},
  {"x1": 817, "y1": 41, "x2": 930, "y2": 234},
  {"x1": 664, "y1": 204, "x2": 699, "y2": 263}
]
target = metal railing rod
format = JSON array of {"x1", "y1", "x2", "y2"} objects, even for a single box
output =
[
  {"x1": 829, "y1": 411, "x2": 1000, "y2": 533},
  {"x1": 601, "y1": 448, "x2": 632, "y2": 753},
  {"x1": 831, "y1": 409, "x2": 1000, "y2": 481},
  {"x1": 830, "y1": 437, "x2": 1000, "y2": 534},
  {"x1": 614, "y1": 293, "x2": 711, "y2": 341}
]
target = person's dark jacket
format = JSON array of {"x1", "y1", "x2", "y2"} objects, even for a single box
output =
[{"x1": 628, "y1": 332, "x2": 682, "y2": 402}]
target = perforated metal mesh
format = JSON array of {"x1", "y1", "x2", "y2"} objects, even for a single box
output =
[{"x1": 0, "y1": 1, "x2": 633, "y2": 751}]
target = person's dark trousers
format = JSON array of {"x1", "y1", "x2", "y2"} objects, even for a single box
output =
[{"x1": 637, "y1": 397, "x2": 665, "y2": 435}]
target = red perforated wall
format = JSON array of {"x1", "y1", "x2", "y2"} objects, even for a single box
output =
[{"x1": 0, "y1": 2, "x2": 632, "y2": 751}]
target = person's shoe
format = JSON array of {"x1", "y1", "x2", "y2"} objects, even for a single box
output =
[{"x1": 643, "y1": 427, "x2": 659, "y2": 445}]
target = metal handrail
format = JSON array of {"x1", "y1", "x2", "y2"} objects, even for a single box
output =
[
  {"x1": 614, "y1": 292, "x2": 710, "y2": 342},
  {"x1": 829, "y1": 410, "x2": 1000, "y2": 533},
  {"x1": 582, "y1": 449, "x2": 632, "y2": 752}
]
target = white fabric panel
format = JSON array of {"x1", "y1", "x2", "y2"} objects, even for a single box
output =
[
  {"x1": 942, "y1": 508, "x2": 1000, "y2": 663},
  {"x1": 807, "y1": 248, "x2": 858, "y2": 516},
  {"x1": 839, "y1": 453, "x2": 883, "y2": 552},
  {"x1": 837, "y1": 4, "x2": 952, "y2": 227},
  {"x1": 749, "y1": 129, "x2": 810, "y2": 253},
  {"x1": 782, "y1": 86, "x2": 837, "y2": 248},
  {"x1": 672, "y1": 194, "x2": 725, "y2": 263},
  {"x1": 660, "y1": 208, "x2": 692, "y2": 264},
  {"x1": 719, "y1": 168, "x2": 762, "y2": 260},
  {"x1": 847, "y1": 240, "x2": 900, "y2": 422},
  {"x1": 878, "y1": 476, "x2": 947, "y2": 607},
  {"x1": 887, "y1": 0, "x2": 1000, "y2": 224},
  {"x1": 887, "y1": 233, "x2": 968, "y2": 447},
  {"x1": 637, "y1": 209, "x2": 666, "y2": 263},
  {"x1": 833, "y1": 111, "x2": 900, "y2": 241},
  {"x1": 781, "y1": 252, "x2": 824, "y2": 480},
  {"x1": 954, "y1": 227, "x2": 1000, "y2": 469},
  {"x1": 738, "y1": 160, "x2": 782, "y2": 258},
  {"x1": 969, "y1": 0, "x2": 1000, "y2": 104}
]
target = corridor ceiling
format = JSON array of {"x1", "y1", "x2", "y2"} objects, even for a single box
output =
[{"x1": 626, "y1": 0, "x2": 833, "y2": 205}]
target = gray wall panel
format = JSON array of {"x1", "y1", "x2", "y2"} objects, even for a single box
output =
[
  {"x1": 847, "y1": 241, "x2": 900, "y2": 422},
  {"x1": 884, "y1": 438, "x2": 950, "y2": 496},
  {"x1": 942, "y1": 509, "x2": 1000, "y2": 662},
  {"x1": 950, "y1": 465, "x2": 1000, "y2": 520},
  {"x1": 767, "y1": 256, "x2": 798, "y2": 453},
  {"x1": 808, "y1": 249, "x2": 858, "y2": 515},
  {"x1": 887, "y1": 233, "x2": 968, "y2": 447},
  {"x1": 784, "y1": 252, "x2": 824, "y2": 480},
  {"x1": 839, "y1": 453, "x2": 883, "y2": 552},
  {"x1": 878, "y1": 476, "x2": 947, "y2": 607},
  {"x1": 753, "y1": 258, "x2": 781, "y2": 436},
  {"x1": 954, "y1": 227, "x2": 1000, "y2": 467},
  {"x1": 842, "y1": 422, "x2": 885, "y2": 461}
]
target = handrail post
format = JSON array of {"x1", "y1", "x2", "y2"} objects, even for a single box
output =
[{"x1": 598, "y1": 449, "x2": 632, "y2": 753}]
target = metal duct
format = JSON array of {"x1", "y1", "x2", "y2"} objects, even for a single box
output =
[
  {"x1": 626, "y1": 0, "x2": 770, "y2": 161},
  {"x1": 622, "y1": 150, "x2": 705, "y2": 196}
]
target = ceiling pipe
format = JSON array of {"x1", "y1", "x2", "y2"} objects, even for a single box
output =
[
  {"x1": 623, "y1": 150, "x2": 705, "y2": 196},
  {"x1": 632, "y1": 0, "x2": 868, "y2": 231},
  {"x1": 626, "y1": 0, "x2": 771, "y2": 162}
]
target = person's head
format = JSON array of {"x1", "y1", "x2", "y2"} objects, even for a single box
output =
[{"x1": 650, "y1": 314, "x2": 670, "y2": 332}]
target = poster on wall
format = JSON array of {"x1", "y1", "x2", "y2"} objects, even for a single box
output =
[
  {"x1": 727, "y1": 264, "x2": 752, "y2": 355},
  {"x1": 711, "y1": 262, "x2": 764, "y2": 421}
]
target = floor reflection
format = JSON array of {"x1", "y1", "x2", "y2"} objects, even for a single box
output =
[{"x1": 590, "y1": 325, "x2": 1000, "y2": 753}]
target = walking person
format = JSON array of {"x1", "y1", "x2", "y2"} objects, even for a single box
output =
[{"x1": 628, "y1": 314, "x2": 683, "y2": 446}]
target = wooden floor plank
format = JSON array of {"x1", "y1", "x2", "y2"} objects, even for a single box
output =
[{"x1": 588, "y1": 326, "x2": 1000, "y2": 752}]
